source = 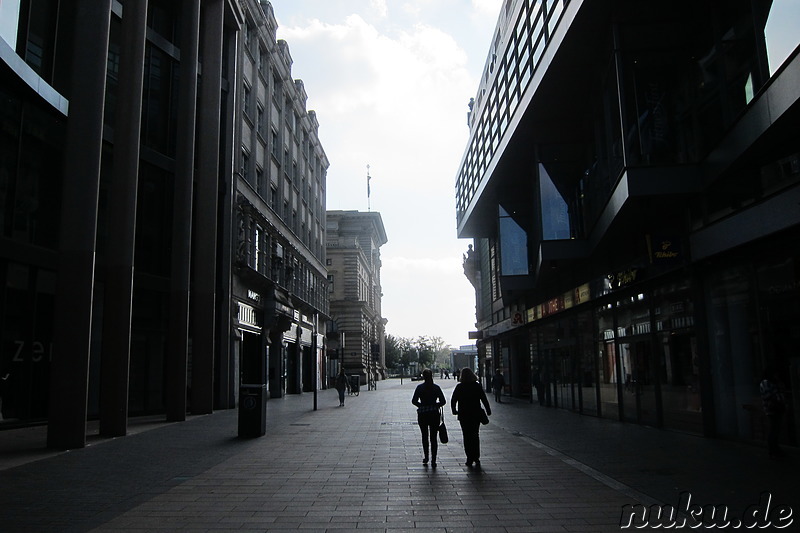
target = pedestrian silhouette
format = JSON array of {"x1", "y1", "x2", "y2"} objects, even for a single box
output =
[
  {"x1": 451, "y1": 367, "x2": 491, "y2": 468},
  {"x1": 533, "y1": 367, "x2": 546, "y2": 406},
  {"x1": 335, "y1": 368, "x2": 350, "y2": 407},
  {"x1": 411, "y1": 368, "x2": 447, "y2": 468},
  {"x1": 492, "y1": 369, "x2": 505, "y2": 403},
  {"x1": 760, "y1": 366, "x2": 786, "y2": 458}
]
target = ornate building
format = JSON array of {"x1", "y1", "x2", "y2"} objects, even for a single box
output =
[
  {"x1": 326, "y1": 211, "x2": 388, "y2": 388},
  {"x1": 233, "y1": 0, "x2": 329, "y2": 408}
]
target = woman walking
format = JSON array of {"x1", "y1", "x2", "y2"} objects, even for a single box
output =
[
  {"x1": 335, "y1": 368, "x2": 350, "y2": 407},
  {"x1": 411, "y1": 368, "x2": 447, "y2": 467},
  {"x1": 451, "y1": 367, "x2": 491, "y2": 468}
]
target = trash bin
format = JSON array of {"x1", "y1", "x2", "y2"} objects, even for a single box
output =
[{"x1": 238, "y1": 383, "x2": 267, "y2": 438}]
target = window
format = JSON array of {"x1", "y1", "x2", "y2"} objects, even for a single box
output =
[
  {"x1": 252, "y1": 224, "x2": 262, "y2": 270},
  {"x1": 243, "y1": 83, "x2": 252, "y2": 117},
  {"x1": 241, "y1": 149, "x2": 250, "y2": 182},
  {"x1": 256, "y1": 104, "x2": 265, "y2": 137},
  {"x1": 271, "y1": 128, "x2": 280, "y2": 159},
  {"x1": 539, "y1": 164, "x2": 570, "y2": 240},
  {"x1": 245, "y1": 20, "x2": 255, "y2": 54},
  {"x1": 256, "y1": 166, "x2": 264, "y2": 196},
  {"x1": 499, "y1": 206, "x2": 528, "y2": 276},
  {"x1": 259, "y1": 46, "x2": 268, "y2": 75}
]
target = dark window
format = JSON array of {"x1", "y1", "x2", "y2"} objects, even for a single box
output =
[
  {"x1": 20, "y1": 0, "x2": 58, "y2": 81},
  {"x1": 142, "y1": 44, "x2": 177, "y2": 156},
  {"x1": 134, "y1": 163, "x2": 173, "y2": 276},
  {"x1": 0, "y1": 90, "x2": 63, "y2": 248}
]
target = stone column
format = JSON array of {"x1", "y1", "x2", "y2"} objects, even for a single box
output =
[
  {"x1": 99, "y1": 0, "x2": 148, "y2": 438},
  {"x1": 165, "y1": 0, "x2": 200, "y2": 422},
  {"x1": 48, "y1": 0, "x2": 112, "y2": 450},
  {"x1": 190, "y1": 0, "x2": 224, "y2": 415}
]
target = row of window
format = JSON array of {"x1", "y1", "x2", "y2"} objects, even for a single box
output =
[
  {"x1": 457, "y1": 0, "x2": 569, "y2": 216},
  {"x1": 238, "y1": 205, "x2": 328, "y2": 314},
  {"x1": 239, "y1": 3, "x2": 327, "y2": 263}
]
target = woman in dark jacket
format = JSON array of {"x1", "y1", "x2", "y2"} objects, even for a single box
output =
[
  {"x1": 451, "y1": 367, "x2": 491, "y2": 468},
  {"x1": 411, "y1": 368, "x2": 447, "y2": 467}
]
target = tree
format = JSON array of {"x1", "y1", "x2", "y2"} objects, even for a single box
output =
[
  {"x1": 384, "y1": 334, "x2": 402, "y2": 369},
  {"x1": 386, "y1": 334, "x2": 415, "y2": 370},
  {"x1": 385, "y1": 333, "x2": 452, "y2": 374},
  {"x1": 415, "y1": 336, "x2": 450, "y2": 370}
]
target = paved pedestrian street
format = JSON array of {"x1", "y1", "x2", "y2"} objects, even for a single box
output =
[{"x1": 1, "y1": 378, "x2": 796, "y2": 532}]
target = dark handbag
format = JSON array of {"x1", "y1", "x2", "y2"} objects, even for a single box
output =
[
  {"x1": 479, "y1": 408, "x2": 490, "y2": 425},
  {"x1": 438, "y1": 408, "x2": 449, "y2": 443}
]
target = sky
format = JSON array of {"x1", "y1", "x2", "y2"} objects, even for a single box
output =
[{"x1": 269, "y1": 0, "x2": 504, "y2": 349}]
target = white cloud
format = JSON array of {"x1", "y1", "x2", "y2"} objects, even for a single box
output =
[{"x1": 272, "y1": 0, "x2": 500, "y2": 346}]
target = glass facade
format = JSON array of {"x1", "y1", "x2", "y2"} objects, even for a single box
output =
[
  {"x1": 0, "y1": 82, "x2": 63, "y2": 425},
  {"x1": 458, "y1": 0, "x2": 800, "y2": 450}
]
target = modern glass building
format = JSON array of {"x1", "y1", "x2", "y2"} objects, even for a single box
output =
[
  {"x1": 0, "y1": 0, "x2": 329, "y2": 448},
  {"x1": 457, "y1": 0, "x2": 799, "y2": 447}
]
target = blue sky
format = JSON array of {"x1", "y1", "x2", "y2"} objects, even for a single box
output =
[{"x1": 270, "y1": 0, "x2": 503, "y2": 348}]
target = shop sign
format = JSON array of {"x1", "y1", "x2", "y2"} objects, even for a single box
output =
[
  {"x1": 544, "y1": 296, "x2": 564, "y2": 315},
  {"x1": 237, "y1": 301, "x2": 260, "y2": 330},
  {"x1": 575, "y1": 283, "x2": 591, "y2": 304},
  {"x1": 247, "y1": 290, "x2": 260, "y2": 302},
  {"x1": 608, "y1": 268, "x2": 641, "y2": 289},
  {"x1": 563, "y1": 291, "x2": 574, "y2": 310},
  {"x1": 648, "y1": 235, "x2": 682, "y2": 264}
]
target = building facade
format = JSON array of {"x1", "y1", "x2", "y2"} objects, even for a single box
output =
[
  {"x1": 326, "y1": 211, "x2": 387, "y2": 388},
  {"x1": 0, "y1": 0, "x2": 328, "y2": 448},
  {"x1": 450, "y1": 345, "x2": 478, "y2": 375},
  {"x1": 457, "y1": 0, "x2": 800, "y2": 448},
  {"x1": 233, "y1": 0, "x2": 329, "y2": 401}
]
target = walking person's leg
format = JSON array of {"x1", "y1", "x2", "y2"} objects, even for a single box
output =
[
  {"x1": 419, "y1": 420, "x2": 430, "y2": 464},
  {"x1": 428, "y1": 419, "x2": 439, "y2": 467},
  {"x1": 474, "y1": 427, "x2": 482, "y2": 468},
  {"x1": 460, "y1": 419, "x2": 479, "y2": 466}
]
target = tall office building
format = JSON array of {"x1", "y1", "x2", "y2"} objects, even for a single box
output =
[
  {"x1": 0, "y1": 0, "x2": 328, "y2": 448},
  {"x1": 456, "y1": 0, "x2": 800, "y2": 447},
  {"x1": 326, "y1": 210, "x2": 387, "y2": 387}
]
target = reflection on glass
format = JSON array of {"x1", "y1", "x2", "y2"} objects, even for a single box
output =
[
  {"x1": 539, "y1": 164, "x2": 570, "y2": 240},
  {"x1": 498, "y1": 206, "x2": 528, "y2": 276},
  {"x1": 764, "y1": 1, "x2": 800, "y2": 76}
]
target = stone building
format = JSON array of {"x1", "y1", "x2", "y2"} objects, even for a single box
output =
[
  {"x1": 326, "y1": 211, "x2": 388, "y2": 388},
  {"x1": 233, "y1": 0, "x2": 329, "y2": 405}
]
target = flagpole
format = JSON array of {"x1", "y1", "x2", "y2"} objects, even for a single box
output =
[{"x1": 367, "y1": 164, "x2": 371, "y2": 211}]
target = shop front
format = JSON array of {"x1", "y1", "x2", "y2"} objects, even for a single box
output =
[
  {"x1": 702, "y1": 230, "x2": 799, "y2": 446},
  {"x1": 493, "y1": 241, "x2": 798, "y2": 450},
  {"x1": 511, "y1": 272, "x2": 704, "y2": 435}
]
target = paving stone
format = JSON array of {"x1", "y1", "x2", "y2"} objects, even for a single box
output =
[{"x1": 0, "y1": 378, "x2": 797, "y2": 532}]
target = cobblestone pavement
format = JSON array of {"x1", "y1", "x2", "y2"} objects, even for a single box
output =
[{"x1": 0, "y1": 378, "x2": 797, "y2": 532}]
